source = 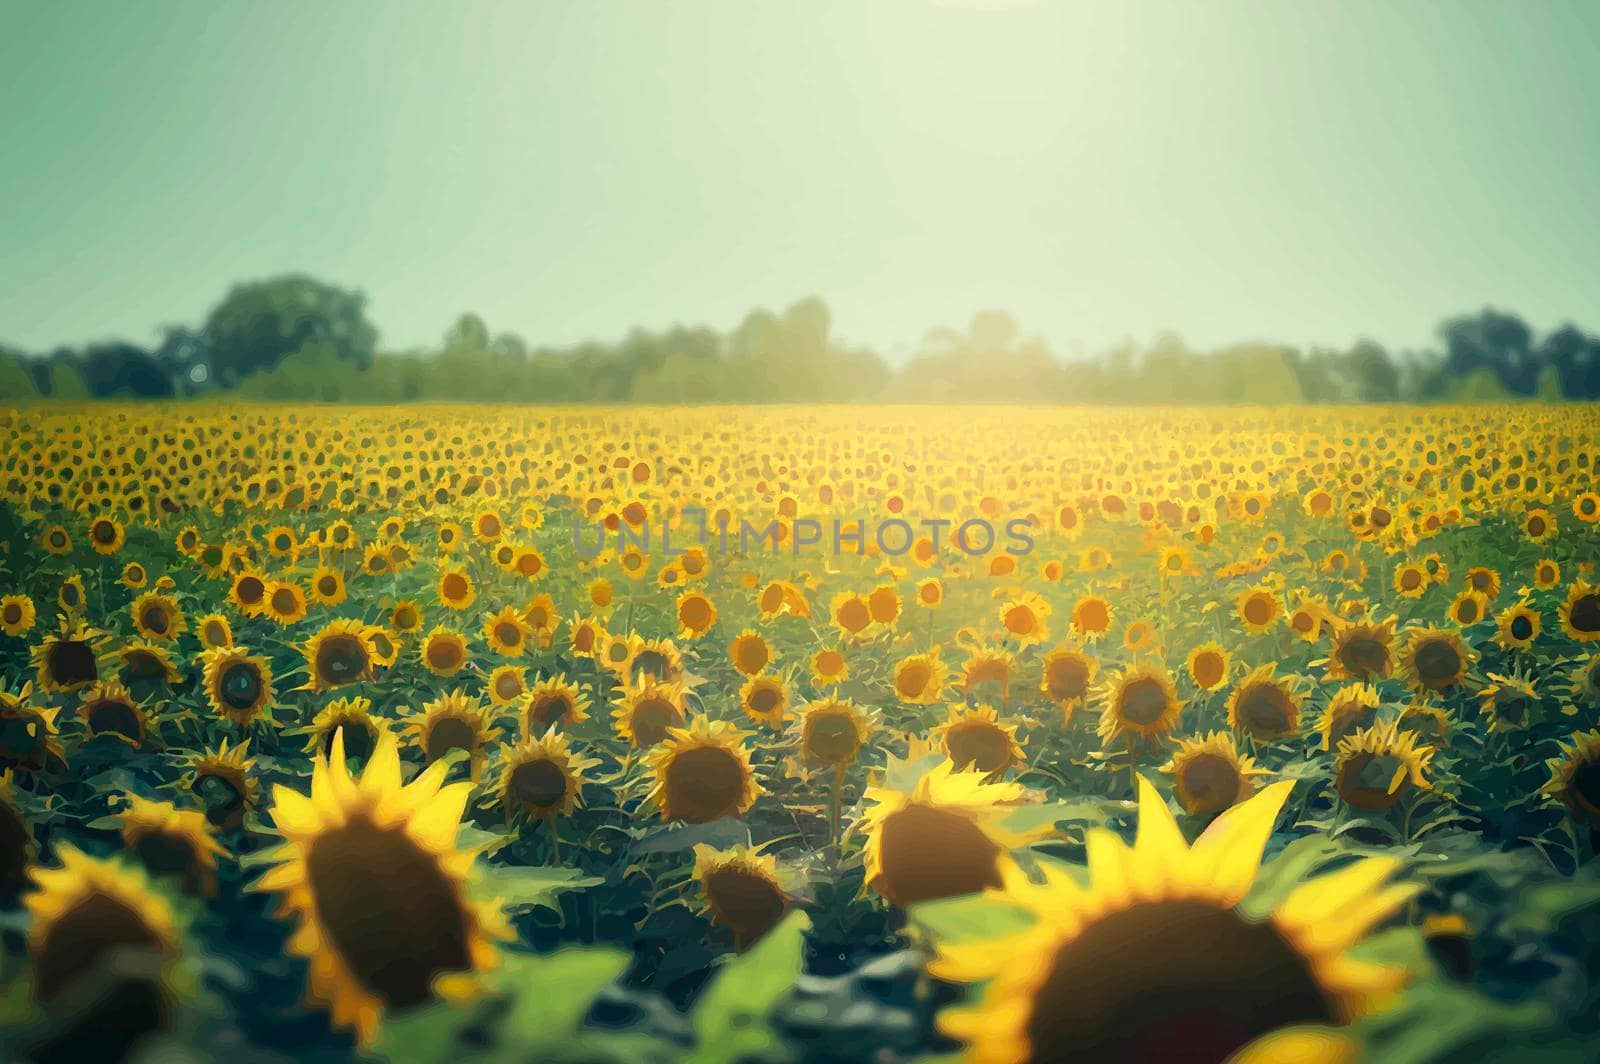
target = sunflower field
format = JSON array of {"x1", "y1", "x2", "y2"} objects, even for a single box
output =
[{"x1": 2, "y1": 401, "x2": 1599, "y2": 1063}]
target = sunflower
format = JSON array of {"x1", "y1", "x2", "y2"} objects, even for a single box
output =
[
  {"x1": 1541, "y1": 729, "x2": 1600, "y2": 828},
  {"x1": 676, "y1": 590, "x2": 718, "y2": 639},
  {"x1": 520, "y1": 593, "x2": 559, "y2": 644},
  {"x1": 728, "y1": 629, "x2": 772, "y2": 677},
  {"x1": 960, "y1": 646, "x2": 1016, "y2": 702},
  {"x1": 1574, "y1": 492, "x2": 1600, "y2": 524},
  {"x1": 627, "y1": 637, "x2": 685, "y2": 686},
  {"x1": 519, "y1": 674, "x2": 590, "y2": 736},
  {"x1": 798, "y1": 698, "x2": 874, "y2": 769},
  {"x1": 1317, "y1": 683, "x2": 1382, "y2": 751},
  {"x1": 739, "y1": 674, "x2": 790, "y2": 729},
  {"x1": 390, "y1": 600, "x2": 423, "y2": 634},
  {"x1": 691, "y1": 843, "x2": 791, "y2": 946},
  {"x1": 1185, "y1": 642, "x2": 1230, "y2": 692},
  {"x1": 1, "y1": 594, "x2": 36, "y2": 637},
  {"x1": 195, "y1": 612, "x2": 234, "y2": 650},
  {"x1": 254, "y1": 731, "x2": 509, "y2": 1043},
  {"x1": 1400, "y1": 627, "x2": 1477, "y2": 693},
  {"x1": 893, "y1": 650, "x2": 949, "y2": 705},
  {"x1": 201, "y1": 646, "x2": 275, "y2": 726},
  {"x1": 933, "y1": 704, "x2": 1025, "y2": 777},
  {"x1": 1476, "y1": 672, "x2": 1540, "y2": 734},
  {"x1": 1559, "y1": 580, "x2": 1600, "y2": 643},
  {"x1": 115, "y1": 640, "x2": 182, "y2": 694},
  {"x1": 567, "y1": 614, "x2": 603, "y2": 658},
  {"x1": 1571, "y1": 654, "x2": 1600, "y2": 707},
  {"x1": 1464, "y1": 566, "x2": 1502, "y2": 600},
  {"x1": 1068, "y1": 594, "x2": 1114, "y2": 641},
  {"x1": 611, "y1": 677, "x2": 688, "y2": 749},
  {"x1": 1521, "y1": 507, "x2": 1557, "y2": 544},
  {"x1": 1096, "y1": 664, "x2": 1183, "y2": 745},
  {"x1": 262, "y1": 581, "x2": 309, "y2": 626},
  {"x1": 831, "y1": 592, "x2": 873, "y2": 637},
  {"x1": 58, "y1": 574, "x2": 87, "y2": 615},
  {"x1": 810, "y1": 647, "x2": 849, "y2": 687},
  {"x1": 361, "y1": 544, "x2": 394, "y2": 578},
  {"x1": 998, "y1": 592, "x2": 1051, "y2": 647},
  {"x1": 1, "y1": 683, "x2": 65, "y2": 773},
  {"x1": 300, "y1": 696, "x2": 394, "y2": 762},
  {"x1": 77, "y1": 680, "x2": 152, "y2": 747},
  {"x1": 228, "y1": 569, "x2": 270, "y2": 617},
  {"x1": 187, "y1": 737, "x2": 258, "y2": 831},
  {"x1": 309, "y1": 566, "x2": 347, "y2": 607},
  {"x1": 87, "y1": 515, "x2": 126, "y2": 554},
  {"x1": 1392, "y1": 562, "x2": 1429, "y2": 599},
  {"x1": 1447, "y1": 590, "x2": 1488, "y2": 627},
  {"x1": 1399, "y1": 702, "x2": 1453, "y2": 744},
  {"x1": 1532, "y1": 558, "x2": 1561, "y2": 589},
  {"x1": 404, "y1": 691, "x2": 501, "y2": 781},
  {"x1": 1235, "y1": 585, "x2": 1281, "y2": 633},
  {"x1": 1038, "y1": 645, "x2": 1098, "y2": 717},
  {"x1": 1225, "y1": 664, "x2": 1305, "y2": 742},
  {"x1": 1, "y1": 770, "x2": 34, "y2": 889},
  {"x1": 302, "y1": 619, "x2": 379, "y2": 692},
  {"x1": 479, "y1": 607, "x2": 531, "y2": 658},
  {"x1": 1325, "y1": 616, "x2": 1398, "y2": 681},
  {"x1": 24, "y1": 846, "x2": 182, "y2": 1057},
  {"x1": 1494, "y1": 600, "x2": 1541, "y2": 651},
  {"x1": 485, "y1": 664, "x2": 527, "y2": 708},
  {"x1": 40, "y1": 523, "x2": 73, "y2": 554},
  {"x1": 646, "y1": 718, "x2": 762, "y2": 823},
  {"x1": 1161, "y1": 731, "x2": 1270, "y2": 816},
  {"x1": 1335, "y1": 721, "x2": 1434, "y2": 811},
  {"x1": 130, "y1": 592, "x2": 185, "y2": 643},
  {"x1": 419, "y1": 626, "x2": 470, "y2": 677},
  {"x1": 118, "y1": 793, "x2": 228, "y2": 896},
  {"x1": 862, "y1": 759, "x2": 1054, "y2": 909},
  {"x1": 492, "y1": 728, "x2": 599, "y2": 825},
  {"x1": 916, "y1": 578, "x2": 945, "y2": 608},
  {"x1": 868, "y1": 584, "x2": 903, "y2": 627},
  {"x1": 598, "y1": 631, "x2": 637, "y2": 677},
  {"x1": 931, "y1": 777, "x2": 1414, "y2": 1063}
]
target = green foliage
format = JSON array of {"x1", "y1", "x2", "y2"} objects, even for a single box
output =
[
  {"x1": 202, "y1": 274, "x2": 378, "y2": 387},
  {"x1": 685, "y1": 910, "x2": 810, "y2": 1064},
  {"x1": 0, "y1": 350, "x2": 37, "y2": 399}
]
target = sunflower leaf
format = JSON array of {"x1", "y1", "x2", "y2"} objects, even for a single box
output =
[
  {"x1": 686, "y1": 909, "x2": 810, "y2": 1064},
  {"x1": 471, "y1": 863, "x2": 603, "y2": 913}
]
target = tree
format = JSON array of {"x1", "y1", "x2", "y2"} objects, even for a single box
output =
[
  {"x1": 1539, "y1": 324, "x2": 1600, "y2": 400},
  {"x1": 0, "y1": 347, "x2": 37, "y2": 399},
  {"x1": 1347, "y1": 340, "x2": 1399, "y2": 402},
  {"x1": 1440, "y1": 309, "x2": 1542, "y2": 396},
  {"x1": 43, "y1": 357, "x2": 89, "y2": 399},
  {"x1": 444, "y1": 313, "x2": 490, "y2": 354},
  {"x1": 202, "y1": 275, "x2": 378, "y2": 387},
  {"x1": 77, "y1": 342, "x2": 176, "y2": 398}
]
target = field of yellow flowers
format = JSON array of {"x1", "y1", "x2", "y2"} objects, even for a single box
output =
[{"x1": 2, "y1": 401, "x2": 1600, "y2": 1063}]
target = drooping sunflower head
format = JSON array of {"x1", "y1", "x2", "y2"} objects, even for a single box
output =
[
  {"x1": 1399, "y1": 701, "x2": 1453, "y2": 744},
  {"x1": 115, "y1": 640, "x2": 182, "y2": 698},
  {"x1": 1317, "y1": 683, "x2": 1383, "y2": 752},
  {"x1": 567, "y1": 614, "x2": 604, "y2": 658},
  {"x1": 300, "y1": 695, "x2": 394, "y2": 763},
  {"x1": 1571, "y1": 654, "x2": 1600, "y2": 707},
  {"x1": 647, "y1": 717, "x2": 762, "y2": 823},
  {"x1": 76, "y1": 680, "x2": 152, "y2": 747},
  {"x1": 404, "y1": 691, "x2": 501, "y2": 781},
  {"x1": 492, "y1": 728, "x2": 600, "y2": 825},
  {"x1": 1541, "y1": 729, "x2": 1600, "y2": 829},
  {"x1": 1400, "y1": 627, "x2": 1477, "y2": 693},
  {"x1": 419, "y1": 626, "x2": 470, "y2": 677},
  {"x1": 1476, "y1": 672, "x2": 1540, "y2": 734},
  {"x1": 32, "y1": 619, "x2": 109, "y2": 694},
  {"x1": 519, "y1": 674, "x2": 590, "y2": 737},
  {"x1": 254, "y1": 731, "x2": 509, "y2": 1043},
  {"x1": 930, "y1": 777, "x2": 1415, "y2": 1064},
  {"x1": 1559, "y1": 580, "x2": 1600, "y2": 643},
  {"x1": 302, "y1": 619, "x2": 379, "y2": 692},
  {"x1": 893, "y1": 649, "x2": 949, "y2": 705},
  {"x1": 1335, "y1": 721, "x2": 1434, "y2": 811},
  {"x1": 0, "y1": 682, "x2": 63, "y2": 772},
  {"x1": 1161, "y1": 731, "x2": 1270, "y2": 817},
  {"x1": 739, "y1": 673, "x2": 790, "y2": 729},
  {"x1": 187, "y1": 737, "x2": 258, "y2": 831},
  {"x1": 611, "y1": 677, "x2": 688, "y2": 749},
  {"x1": 201, "y1": 646, "x2": 275, "y2": 726},
  {"x1": 25, "y1": 846, "x2": 182, "y2": 1059},
  {"x1": 692, "y1": 843, "x2": 791, "y2": 944},
  {"x1": 1325, "y1": 616, "x2": 1398, "y2": 681},
  {"x1": 1096, "y1": 664, "x2": 1184, "y2": 745},
  {"x1": 798, "y1": 697, "x2": 874, "y2": 770},
  {"x1": 933, "y1": 704, "x2": 1025, "y2": 778},
  {"x1": 862, "y1": 759, "x2": 1053, "y2": 909},
  {"x1": 118, "y1": 793, "x2": 228, "y2": 896}
]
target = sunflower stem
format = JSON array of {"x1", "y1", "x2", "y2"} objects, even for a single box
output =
[
  {"x1": 545, "y1": 812, "x2": 562, "y2": 865},
  {"x1": 829, "y1": 762, "x2": 846, "y2": 854}
]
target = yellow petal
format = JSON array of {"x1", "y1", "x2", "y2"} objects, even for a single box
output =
[{"x1": 1186, "y1": 779, "x2": 1294, "y2": 905}]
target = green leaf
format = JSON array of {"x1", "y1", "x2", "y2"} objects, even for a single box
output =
[
  {"x1": 471, "y1": 863, "x2": 603, "y2": 913},
  {"x1": 686, "y1": 909, "x2": 810, "y2": 1064},
  {"x1": 500, "y1": 948, "x2": 630, "y2": 1039},
  {"x1": 907, "y1": 892, "x2": 1035, "y2": 945}
]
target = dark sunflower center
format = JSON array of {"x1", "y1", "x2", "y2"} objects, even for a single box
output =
[
  {"x1": 236, "y1": 577, "x2": 264, "y2": 604},
  {"x1": 664, "y1": 746, "x2": 745, "y2": 823},
  {"x1": 1243, "y1": 598, "x2": 1272, "y2": 625},
  {"x1": 947, "y1": 722, "x2": 1013, "y2": 774},
  {"x1": 1118, "y1": 678, "x2": 1169, "y2": 725},
  {"x1": 1338, "y1": 636, "x2": 1388, "y2": 677},
  {"x1": 806, "y1": 714, "x2": 859, "y2": 764},
  {"x1": 1022, "y1": 899, "x2": 1337, "y2": 1064},
  {"x1": 510, "y1": 758, "x2": 568, "y2": 808},
  {"x1": 220, "y1": 663, "x2": 263, "y2": 711},
  {"x1": 494, "y1": 674, "x2": 522, "y2": 700},
  {"x1": 426, "y1": 718, "x2": 478, "y2": 761},
  {"x1": 1340, "y1": 752, "x2": 1408, "y2": 810},
  {"x1": 1571, "y1": 594, "x2": 1600, "y2": 633},
  {"x1": 897, "y1": 663, "x2": 932, "y2": 696},
  {"x1": 1238, "y1": 687, "x2": 1291, "y2": 735},
  {"x1": 133, "y1": 830, "x2": 202, "y2": 888},
  {"x1": 704, "y1": 867, "x2": 786, "y2": 939},
  {"x1": 33, "y1": 891, "x2": 166, "y2": 1002},
  {"x1": 195, "y1": 774, "x2": 244, "y2": 825},
  {"x1": 1046, "y1": 658, "x2": 1090, "y2": 700},
  {"x1": 442, "y1": 574, "x2": 469, "y2": 600},
  {"x1": 2, "y1": 604, "x2": 21, "y2": 624},
  {"x1": 1572, "y1": 760, "x2": 1600, "y2": 811},
  {"x1": 49, "y1": 641, "x2": 98, "y2": 686},
  {"x1": 876, "y1": 803, "x2": 1002, "y2": 907},
  {"x1": 1181, "y1": 754, "x2": 1239, "y2": 810},
  {"x1": 495, "y1": 622, "x2": 521, "y2": 646},
  {"x1": 0, "y1": 714, "x2": 45, "y2": 758},
  {"x1": 1414, "y1": 641, "x2": 1462, "y2": 688},
  {"x1": 305, "y1": 816, "x2": 472, "y2": 1008},
  {"x1": 1510, "y1": 615, "x2": 1534, "y2": 640},
  {"x1": 632, "y1": 650, "x2": 670, "y2": 682},
  {"x1": 139, "y1": 606, "x2": 170, "y2": 635},
  {"x1": 748, "y1": 686, "x2": 781, "y2": 715},
  {"x1": 87, "y1": 700, "x2": 141, "y2": 741},
  {"x1": 92, "y1": 522, "x2": 116, "y2": 544},
  {"x1": 736, "y1": 642, "x2": 769, "y2": 672},
  {"x1": 316, "y1": 635, "x2": 369, "y2": 684},
  {"x1": 427, "y1": 639, "x2": 462, "y2": 670},
  {"x1": 270, "y1": 589, "x2": 297, "y2": 614},
  {"x1": 323, "y1": 721, "x2": 376, "y2": 761},
  {"x1": 630, "y1": 699, "x2": 677, "y2": 746}
]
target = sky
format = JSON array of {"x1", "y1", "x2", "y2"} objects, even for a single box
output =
[{"x1": 2, "y1": 0, "x2": 1598, "y2": 361}]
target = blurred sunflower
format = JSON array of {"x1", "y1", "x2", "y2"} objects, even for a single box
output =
[{"x1": 118, "y1": 793, "x2": 228, "y2": 896}]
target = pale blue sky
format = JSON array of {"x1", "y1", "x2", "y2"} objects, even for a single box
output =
[{"x1": 2, "y1": 0, "x2": 1597, "y2": 360}]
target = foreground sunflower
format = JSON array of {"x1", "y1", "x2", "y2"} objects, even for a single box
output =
[
  {"x1": 646, "y1": 717, "x2": 762, "y2": 823},
  {"x1": 254, "y1": 731, "x2": 509, "y2": 1043},
  {"x1": 692, "y1": 843, "x2": 792, "y2": 947},
  {"x1": 1541, "y1": 729, "x2": 1600, "y2": 828},
  {"x1": 932, "y1": 777, "x2": 1413, "y2": 1063},
  {"x1": 862, "y1": 759, "x2": 1052, "y2": 908}
]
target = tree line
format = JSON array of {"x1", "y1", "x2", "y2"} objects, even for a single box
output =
[{"x1": 2, "y1": 274, "x2": 1596, "y2": 404}]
